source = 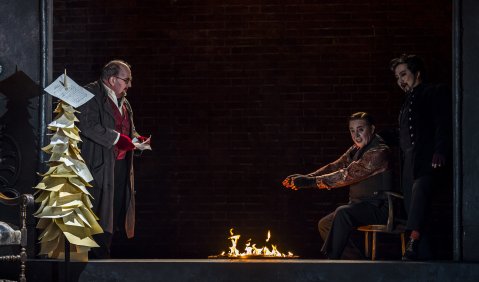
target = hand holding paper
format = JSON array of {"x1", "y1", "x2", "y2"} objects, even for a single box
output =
[
  {"x1": 132, "y1": 135, "x2": 152, "y2": 151},
  {"x1": 137, "y1": 135, "x2": 150, "y2": 143},
  {"x1": 117, "y1": 134, "x2": 135, "y2": 151}
]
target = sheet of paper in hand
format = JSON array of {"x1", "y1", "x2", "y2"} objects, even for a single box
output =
[
  {"x1": 132, "y1": 136, "x2": 152, "y2": 151},
  {"x1": 44, "y1": 74, "x2": 94, "y2": 108}
]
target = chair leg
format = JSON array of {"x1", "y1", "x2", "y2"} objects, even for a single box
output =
[
  {"x1": 364, "y1": 232, "x2": 370, "y2": 258},
  {"x1": 20, "y1": 262, "x2": 26, "y2": 282},
  {"x1": 20, "y1": 246, "x2": 26, "y2": 282},
  {"x1": 372, "y1": 232, "x2": 377, "y2": 261},
  {"x1": 400, "y1": 232, "x2": 406, "y2": 256}
]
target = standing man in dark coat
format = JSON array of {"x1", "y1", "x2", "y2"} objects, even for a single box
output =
[
  {"x1": 390, "y1": 54, "x2": 451, "y2": 260},
  {"x1": 77, "y1": 60, "x2": 150, "y2": 258},
  {"x1": 282, "y1": 112, "x2": 393, "y2": 259}
]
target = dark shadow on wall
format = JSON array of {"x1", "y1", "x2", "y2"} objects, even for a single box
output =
[
  {"x1": 0, "y1": 70, "x2": 41, "y2": 258},
  {"x1": 0, "y1": 70, "x2": 40, "y2": 193}
]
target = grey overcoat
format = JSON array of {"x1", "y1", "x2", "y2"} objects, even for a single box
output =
[{"x1": 76, "y1": 80, "x2": 137, "y2": 238}]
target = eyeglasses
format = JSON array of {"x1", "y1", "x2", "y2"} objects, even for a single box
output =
[{"x1": 114, "y1": 76, "x2": 132, "y2": 84}]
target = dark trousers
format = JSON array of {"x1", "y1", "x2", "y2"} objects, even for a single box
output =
[
  {"x1": 403, "y1": 176, "x2": 432, "y2": 231},
  {"x1": 319, "y1": 200, "x2": 388, "y2": 259},
  {"x1": 402, "y1": 150, "x2": 434, "y2": 259},
  {"x1": 90, "y1": 158, "x2": 128, "y2": 259},
  {"x1": 401, "y1": 150, "x2": 433, "y2": 231}
]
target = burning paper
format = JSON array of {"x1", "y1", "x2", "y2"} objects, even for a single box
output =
[{"x1": 209, "y1": 228, "x2": 297, "y2": 259}]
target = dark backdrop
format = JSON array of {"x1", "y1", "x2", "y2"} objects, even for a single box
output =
[{"x1": 52, "y1": 0, "x2": 452, "y2": 259}]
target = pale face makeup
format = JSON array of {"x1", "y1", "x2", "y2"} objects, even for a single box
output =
[
  {"x1": 349, "y1": 119, "x2": 375, "y2": 149},
  {"x1": 394, "y1": 63, "x2": 421, "y2": 93}
]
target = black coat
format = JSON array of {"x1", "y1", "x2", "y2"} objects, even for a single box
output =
[{"x1": 399, "y1": 83, "x2": 451, "y2": 179}]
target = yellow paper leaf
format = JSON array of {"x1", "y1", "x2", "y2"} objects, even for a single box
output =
[
  {"x1": 36, "y1": 205, "x2": 74, "y2": 218},
  {"x1": 38, "y1": 223, "x2": 62, "y2": 241},
  {"x1": 52, "y1": 143, "x2": 69, "y2": 154},
  {"x1": 62, "y1": 212, "x2": 85, "y2": 227},
  {"x1": 61, "y1": 127, "x2": 81, "y2": 141},
  {"x1": 39, "y1": 236, "x2": 61, "y2": 255},
  {"x1": 49, "y1": 114, "x2": 75, "y2": 129},
  {"x1": 64, "y1": 232, "x2": 99, "y2": 248},
  {"x1": 68, "y1": 178, "x2": 93, "y2": 196},
  {"x1": 78, "y1": 206, "x2": 102, "y2": 233}
]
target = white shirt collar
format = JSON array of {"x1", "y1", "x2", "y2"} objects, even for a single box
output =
[{"x1": 102, "y1": 81, "x2": 123, "y2": 113}]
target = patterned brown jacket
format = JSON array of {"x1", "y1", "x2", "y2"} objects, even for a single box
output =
[{"x1": 308, "y1": 134, "x2": 392, "y2": 192}]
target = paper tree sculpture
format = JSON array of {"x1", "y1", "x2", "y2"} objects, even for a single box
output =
[{"x1": 34, "y1": 100, "x2": 103, "y2": 262}]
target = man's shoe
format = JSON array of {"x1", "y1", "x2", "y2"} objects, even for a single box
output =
[{"x1": 402, "y1": 238, "x2": 418, "y2": 261}]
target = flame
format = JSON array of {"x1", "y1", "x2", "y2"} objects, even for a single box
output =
[
  {"x1": 215, "y1": 228, "x2": 295, "y2": 258},
  {"x1": 228, "y1": 229, "x2": 241, "y2": 256}
]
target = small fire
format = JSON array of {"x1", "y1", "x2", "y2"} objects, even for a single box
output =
[{"x1": 211, "y1": 228, "x2": 296, "y2": 258}]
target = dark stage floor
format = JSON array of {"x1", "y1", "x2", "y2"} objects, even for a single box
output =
[{"x1": 1, "y1": 259, "x2": 478, "y2": 282}]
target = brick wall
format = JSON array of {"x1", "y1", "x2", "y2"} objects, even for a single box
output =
[{"x1": 53, "y1": 0, "x2": 452, "y2": 259}]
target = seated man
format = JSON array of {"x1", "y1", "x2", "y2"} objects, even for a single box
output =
[{"x1": 282, "y1": 112, "x2": 393, "y2": 259}]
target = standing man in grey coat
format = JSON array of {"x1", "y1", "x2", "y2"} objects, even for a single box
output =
[{"x1": 77, "y1": 60, "x2": 150, "y2": 259}]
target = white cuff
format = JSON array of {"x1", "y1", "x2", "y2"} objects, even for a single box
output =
[{"x1": 113, "y1": 132, "x2": 120, "y2": 145}]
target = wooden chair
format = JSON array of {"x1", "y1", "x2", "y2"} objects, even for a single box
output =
[
  {"x1": 0, "y1": 191, "x2": 34, "y2": 282},
  {"x1": 357, "y1": 191, "x2": 406, "y2": 260}
]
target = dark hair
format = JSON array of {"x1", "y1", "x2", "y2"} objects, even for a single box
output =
[
  {"x1": 349, "y1": 112, "x2": 375, "y2": 126},
  {"x1": 101, "y1": 60, "x2": 131, "y2": 80},
  {"x1": 389, "y1": 54, "x2": 426, "y2": 78}
]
